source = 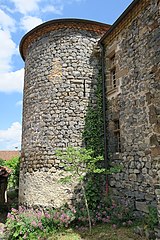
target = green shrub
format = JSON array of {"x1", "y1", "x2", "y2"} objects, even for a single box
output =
[
  {"x1": 5, "y1": 206, "x2": 76, "y2": 240},
  {"x1": 0, "y1": 157, "x2": 20, "y2": 189},
  {"x1": 5, "y1": 200, "x2": 135, "y2": 240}
]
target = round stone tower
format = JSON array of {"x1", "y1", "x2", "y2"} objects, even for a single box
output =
[{"x1": 19, "y1": 19, "x2": 110, "y2": 208}]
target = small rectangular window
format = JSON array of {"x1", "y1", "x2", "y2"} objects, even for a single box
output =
[
  {"x1": 107, "y1": 54, "x2": 118, "y2": 91},
  {"x1": 110, "y1": 55, "x2": 115, "y2": 68},
  {"x1": 111, "y1": 68, "x2": 116, "y2": 88}
]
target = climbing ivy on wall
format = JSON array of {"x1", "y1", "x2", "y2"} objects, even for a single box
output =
[
  {"x1": 82, "y1": 73, "x2": 105, "y2": 209},
  {"x1": 83, "y1": 73, "x2": 104, "y2": 157}
]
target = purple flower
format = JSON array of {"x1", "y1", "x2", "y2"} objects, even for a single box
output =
[
  {"x1": 38, "y1": 222, "x2": 43, "y2": 230},
  {"x1": 44, "y1": 213, "x2": 51, "y2": 219},
  {"x1": 11, "y1": 208, "x2": 17, "y2": 213},
  {"x1": 7, "y1": 213, "x2": 14, "y2": 220},
  {"x1": 112, "y1": 224, "x2": 117, "y2": 229},
  {"x1": 31, "y1": 221, "x2": 37, "y2": 227},
  {"x1": 37, "y1": 211, "x2": 42, "y2": 219},
  {"x1": 18, "y1": 206, "x2": 25, "y2": 213}
]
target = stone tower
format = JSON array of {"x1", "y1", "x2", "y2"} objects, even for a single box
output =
[{"x1": 19, "y1": 19, "x2": 110, "y2": 208}]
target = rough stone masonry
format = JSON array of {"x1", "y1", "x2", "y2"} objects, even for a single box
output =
[
  {"x1": 19, "y1": 19, "x2": 109, "y2": 208},
  {"x1": 19, "y1": 1, "x2": 159, "y2": 235}
]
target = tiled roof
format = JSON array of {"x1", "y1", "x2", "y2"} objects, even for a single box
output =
[
  {"x1": 20, "y1": 18, "x2": 110, "y2": 60},
  {"x1": 0, "y1": 151, "x2": 20, "y2": 161}
]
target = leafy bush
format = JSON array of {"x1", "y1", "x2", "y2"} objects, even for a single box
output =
[
  {"x1": 56, "y1": 147, "x2": 106, "y2": 233},
  {"x1": 56, "y1": 146, "x2": 121, "y2": 233},
  {"x1": 5, "y1": 206, "x2": 76, "y2": 240},
  {"x1": 74, "y1": 198, "x2": 134, "y2": 228},
  {"x1": 5, "y1": 199, "x2": 135, "y2": 240},
  {"x1": 0, "y1": 157, "x2": 20, "y2": 189}
]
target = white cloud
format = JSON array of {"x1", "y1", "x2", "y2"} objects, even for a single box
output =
[
  {"x1": 41, "y1": 5, "x2": 63, "y2": 14},
  {"x1": 0, "y1": 68, "x2": 24, "y2": 93},
  {"x1": 8, "y1": 0, "x2": 84, "y2": 15},
  {"x1": 0, "y1": 9, "x2": 16, "y2": 32},
  {"x1": 20, "y1": 16, "x2": 43, "y2": 32},
  {"x1": 0, "y1": 122, "x2": 22, "y2": 150},
  {"x1": 0, "y1": 29, "x2": 17, "y2": 73},
  {"x1": 10, "y1": 0, "x2": 41, "y2": 14}
]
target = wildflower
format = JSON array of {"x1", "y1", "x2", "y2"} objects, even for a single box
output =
[
  {"x1": 37, "y1": 211, "x2": 42, "y2": 219},
  {"x1": 102, "y1": 218, "x2": 107, "y2": 222},
  {"x1": 38, "y1": 222, "x2": 43, "y2": 230},
  {"x1": 31, "y1": 221, "x2": 37, "y2": 227},
  {"x1": 7, "y1": 213, "x2": 14, "y2": 220},
  {"x1": 112, "y1": 204, "x2": 116, "y2": 208},
  {"x1": 44, "y1": 213, "x2": 51, "y2": 219},
  {"x1": 18, "y1": 206, "x2": 25, "y2": 213},
  {"x1": 112, "y1": 224, "x2": 117, "y2": 228},
  {"x1": 11, "y1": 208, "x2": 17, "y2": 213}
]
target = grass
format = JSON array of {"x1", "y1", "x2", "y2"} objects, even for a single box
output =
[{"x1": 48, "y1": 224, "x2": 147, "y2": 240}]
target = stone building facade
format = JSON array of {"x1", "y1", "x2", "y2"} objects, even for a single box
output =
[
  {"x1": 99, "y1": 0, "x2": 160, "y2": 232},
  {"x1": 19, "y1": 19, "x2": 110, "y2": 208},
  {"x1": 19, "y1": 0, "x2": 159, "y2": 231}
]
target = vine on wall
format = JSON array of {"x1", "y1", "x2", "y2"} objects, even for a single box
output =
[
  {"x1": 82, "y1": 73, "x2": 105, "y2": 209},
  {"x1": 83, "y1": 73, "x2": 104, "y2": 157}
]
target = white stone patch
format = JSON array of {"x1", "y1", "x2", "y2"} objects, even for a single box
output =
[
  {"x1": 48, "y1": 58, "x2": 62, "y2": 83},
  {"x1": 19, "y1": 170, "x2": 78, "y2": 208}
]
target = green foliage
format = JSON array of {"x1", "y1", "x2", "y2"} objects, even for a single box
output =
[
  {"x1": 145, "y1": 206, "x2": 158, "y2": 230},
  {"x1": 56, "y1": 147, "x2": 105, "y2": 181},
  {"x1": 56, "y1": 147, "x2": 105, "y2": 183},
  {"x1": 56, "y1": 147, "x2": 106, "y2": 233},
  {"x1": 0, "y1": 158, "x2": 5, "y2": 166},
  {"x1": 4, "y1": 200, "x2": 135, "y2": 240},
  {"x1": 82, "y1": 74, "x2": 106, "y2": 211},
  {"x1": 83, "y1": 74, "x2": 104, "y2": 157},
  {"x1": 6, "y1": 208, "x2": 55, "y2": 240},
  {"x1": 56, "y1": 147, "x2": 121, "y2": 233},
  {"x1": 5, "y1": 206, "x2": 76, "y2": 240},
  {"x1": 0, "y1": 157, "x2": 20, "y2": 189},
  {"x1": 74, "y1": 198, "x2": 134, "y2": 227},
  {"x1": 85, "y1": 175, "x2": 105, "y2": 210}
]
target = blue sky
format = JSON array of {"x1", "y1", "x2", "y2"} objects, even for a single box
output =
[{"x1": 0, "y1": 0, "x2": 133, "y2": 150}]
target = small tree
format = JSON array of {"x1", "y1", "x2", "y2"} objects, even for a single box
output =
[{"x1": 56, "y1": 147, "x2": 121, "y2": 233}]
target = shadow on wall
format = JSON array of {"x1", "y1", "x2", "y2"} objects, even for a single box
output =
[{"x1": 68, "y1": 44, "x2": 107, "y2": 214}]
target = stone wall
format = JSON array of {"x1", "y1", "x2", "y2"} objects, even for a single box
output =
[
  {"x1": 103, "y1": 0, "x2": 160, "y2": 222},
  {"x1": 19, "y1": 24, "x2": 107, "y2": 208}
]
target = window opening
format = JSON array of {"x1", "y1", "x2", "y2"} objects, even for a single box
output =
[{"x1": 111, "y1": 68, "x2": 116, "y2": 88}]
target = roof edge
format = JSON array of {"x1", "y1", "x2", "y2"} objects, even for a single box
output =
[
  {"x1": 99, "y1": 0, "x2": 140, "y2": 44},
  {"x1": 20, "y1": 18, "x2": 111, "y2": 61}
]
